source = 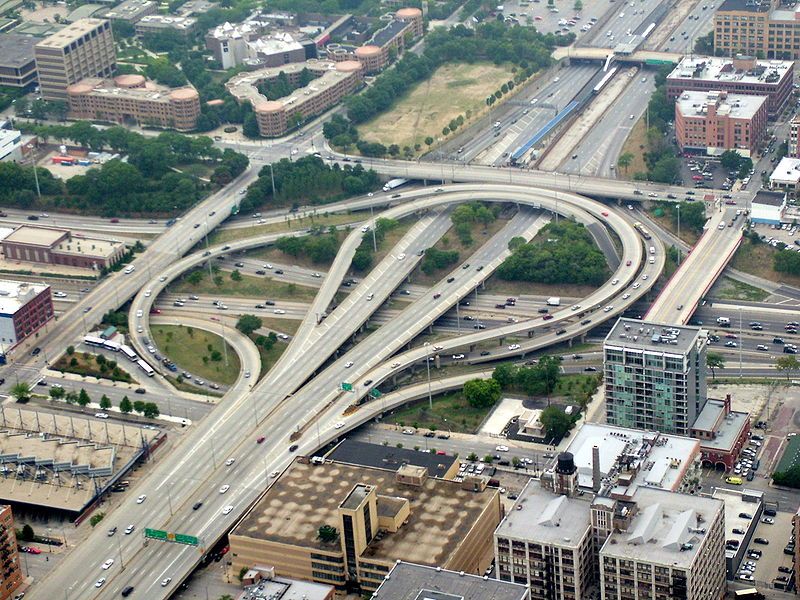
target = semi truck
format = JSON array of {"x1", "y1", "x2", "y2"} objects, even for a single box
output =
[
  {"x1": 382, "y1": 178, "x2": 409, "y2": 192},
  {"x1": 547, "y1": 297, "x2": 561, "y2": 306}
]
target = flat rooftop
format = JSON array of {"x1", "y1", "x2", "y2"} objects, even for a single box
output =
[
  {"x1": 605, "y1": 317, "x2": 702, "y2": 356},
  {"x1": 327, "y1": 439, "x2": 457, "y2": 479},
  {"x1": 370, "y1": 561, "x2": 530, "y2": 600},
  {"x1": 693, "y1": 399, "x2": 749, "y2": 452},
  {"x1": 69, "y1": 76, "x2": 198, "y2": 105},
  {"x1": 0, "y1": 33, "x2": 37, "y2": 68},
  {"x1": 712, "y1": 488, "x2": 763, "y2": 560},
  {"x1": 496, "y1": 479, "x2": 591, "y2": 547},
  {"x1": 770, "y1": 157, "x2": 800, "y2": 185},
  {"x1": 98, "y1": 0, "x2": 154, "y2": 20},
  {"x1": 676, "y1": 90, "x2": 767, "y2": 120},
  {"x1": 753, "y1": 189, "x2": 786, "y2": 206},
  {"x1": 10, "y1": 21, "x2": 63, "y2": 37},
  {"x1": 564, "y1": 423, "x2": 700, "y2": 496},
  {"x1": 600, "y1": 486, "x2": 723, "y2": 569},
  {"x1": 250, "y1": 31, "x2": 303, "y2": 54},
  {"x1": 233, "y1": 460, "x2": 497, "y2": 563},
  {"x1": 718, "y1": 0, "x2": 769, "y2": 12},
  {"x1": 4, "y1": 225, "x2": 66, "y2": 247},
  {"x1": 136, "y1": 14, "x2": 196, "y2": 29},
  {"x1": 0, "y1": 280, "x2": 49, "y2": 315},
  {"x1": 668, "y1": 56, "x2": 793, "y2": 86},
  {"x1": 35, "y1": 18, "x2": 107, "y2": 48},
  {"x1": 371, "y1": 18, "x2": 409, "y2": 48},
  {"x1": 0, "y1": 406, "x2": 159, "y2": 512},
  {"x1": 239, "y1": 572, "x2": 333, "y2": 600},
  {"x1": 54, "y1": 234, "x2": 123, "y2": 259}
]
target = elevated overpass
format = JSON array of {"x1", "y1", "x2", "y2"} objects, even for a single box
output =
[
  {"x1": 552, "y1": 46, "x2": 683, "y2": 65},
  {"x1": 646, "y1": 208, "x2": 744, "y2": 324}
]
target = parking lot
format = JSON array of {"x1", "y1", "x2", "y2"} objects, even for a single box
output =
[{"x1": 740, "y1": 509, "x2": 795, "y2": 591}]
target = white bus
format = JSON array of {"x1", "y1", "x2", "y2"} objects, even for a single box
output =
[
  {"x1": 120, "y1": 345, "x2": 138, "y2": 362},
  {"x1": 84, "y1": 335, "x2": 106, "y2": 348},
  {"x1": 102, "y1": 340, "x2": 121, "y2": 352},
  {"x1": 136, "y1": 359, "x2": 155, "y2": 377}
]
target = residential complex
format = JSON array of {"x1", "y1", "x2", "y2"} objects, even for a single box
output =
[
  {"x1": 715, "y1": 0, "x2": 800, "y2": 59},
  {"x1": 0, "y1": 280, "x2": 53, "y2": 349},
  {"x1": 0, "y1": 33, "x2": 38, "y2": 89},
  {"x1": 226, "y1": 59, "x2": 362, "y2": 137},
  {"x1": 66, "y1": 74, "x2": 201, "y2": 131},
  {"x1": 1, "y1": 224, "x2": 127, "y2": 270},
  {"x1": 205, "y1": 21, "x2": 313, "y2": 69},
  {"x1": 228, "y1": 458, "x2": 501, "y2": 593},
  {"x1": 0, "y1": 505, "x2": 22, "y2": 600},
  {"x1": 34, "y1": 19, "x2": 116, "y2": 101},
  {"x1": 666, "y1": 55, "x2": 793, "y2": 118},
  {"x1": 604, "y1": 319, "x2": 707, "y2": 436},
  {"x1": 372, "y1": 561, "x2": 531, "y2": 600},
  {"x1": 675, "y1": 90, "x2": 768, "y2": 157},
  {"x1": 134, "y1": 15, "x2": 197, "y2": 37}
]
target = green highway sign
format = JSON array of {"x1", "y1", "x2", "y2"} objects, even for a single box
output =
[
  {"x1": 645, "y1": 59, "x2": 675, "y2": 66},
  {"x1": 341, "y1": 382, "x2": 353, "y2": 392},
  {"x1": 145, "y1": 528, "x2": 167, "y2": 540},
  {"x1": 370, "y1": 388, "x2": 382, "y2": 398},
  {"x1": 174, "y1": 534, "x2": 199, "y2": 546}
]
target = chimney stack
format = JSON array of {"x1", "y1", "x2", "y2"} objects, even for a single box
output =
[
  {"x1": 724, "y1": 394, "x2": 731, "y2": 415},
  {"x1": 592, "y1": 445, "x2": 601, "y2": 493}
]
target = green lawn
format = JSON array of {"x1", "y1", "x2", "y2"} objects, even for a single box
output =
[
  {"x1": 776, "y1": 435, "x2": 800, "y2": 474},
  {"x1": 249, "y1": 334, "x2": 289, "y2": 381},
  {"x1": 713, "y1": 277, "x2": 770, "y2": 302},
  {"x1": 209, "y1": 212, "x2": 362, "y2": 246},
  {"x1": 151, "y1": 325, "x2": 241, "y2": 386},
  {"x1": 387, "y1": 392, "x2": 492, "y2": 434},
  {"x1": 53, "y1": 353, "x2": 134, "y2": 383},
  {"x1": 171, "y1": 270, "x2": 319, "y2": 302}
]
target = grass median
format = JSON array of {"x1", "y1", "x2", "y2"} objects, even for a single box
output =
[
  {"x1": 171, "y1": 270, "x2": 319, "y2": 302},
  {"x1": 151, "y1": 324, "x2": 241, "y2": 386}
]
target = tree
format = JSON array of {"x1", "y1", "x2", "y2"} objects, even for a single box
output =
[
  {"x1": 64, "y1": 391, "x2": 78, "y2": 404},
  {"x1": 99, "y1": 395, "x2": 112, "y2": 410},
  {"x1": 78, "y1": 388, "x2": 91, "y2": 407},
  {"x1": 463, "y1": 378, "x2": 501, "y2": 409},
  {"x1": 143, "y1": 403, "x2": 160, "y2": 418},
  {"x1": 66, "y1": 345, "x2": 75, "y2": 355},
  {"x1": 49, "y1": 386, "x2": 65, "y2": 400},
  {"x1": 243, "y1": 113, "x2": 260, "y2": 139},
  {"x1": 617, "y1": 152, "x2": 634, "y2": 173},
  {"x1": 10, "y1": 383, "x2": 31, "y2": 403},
  {"x1": 573, "y1": 0, "x2": 583, "y2": 10},
  {"x1": 492, "y1": 363, "x2": 518, "y2": 389},
  {"x1": 776, "y1": 355, "x2": 800, "y2": 380},
  {"x1": 425, "y1": 136, "x2": 434, "y2": 147},
  {"x1": 20, "y1": 524, "x2": 34, "y2": 541},
  {"x1": 230, "y1": 269, "x2": 242, "y2": 282},
  {"x1": 706, "y1": 352, "x2": 725, "y2": 380},
  {"x1": 540, "y1": 406, "x2": 573, "y2": 441},
  {"x1": 719, "y1": 150, "x2": 741, "y2": 172},
  {"x1": 187, "y1": 270, "x2": 204, "y2": 285},
  {"x1": 317, "y1": 525, "x2": 338, "y2": 543},
  {"x1": 89, "y1": 512, "x2": 105, "y2": 528},
  {"x1": 119, "y1": 396, "x2": 133, "y2": 414},
  {"x1": 236, "y1": 314, "x2": 262, "y2": 335}
]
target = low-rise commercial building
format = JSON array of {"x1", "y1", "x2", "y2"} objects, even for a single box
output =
[
  {"x1": 0, "y1": 128, "x2": 22, "y2": 162},
  {"x1": 666, "y1": 55, "x2": 793, "y2": 118},
  {"x1": 226, "y1": 59, "x2": 362, "y2": 137},
  {"x1": 690, "y1": 395, "x2": 751, "y2": 472},
  {"x1": 98, "y1": 0, "x2": 156, "y2": 23},
  {"x1": 372, "y1": 561, "x2": 530, "y2": 600},
  {"x1": 134, "y1": 14, "x2": 197, "y2": 37},
  {"x1": 0, "y1": 280, "x2": 52, "y2": 349},
  {"x1": 228, "y1": 459, "x2": 501, "y2": 593},
  {"x1": 66, "y1": 74, "x2": 200, "y2": 131},
  {"x1": 750, "y1": 189, "x2": 787, "y2": 224},
  {"x1": 675, "y1": 90, "x2": 768, "y2": 157},
  {"x1": 239, "y1": 565, "x2": 334, "y2": 600},
  {"x1": 770, "y1": 156, "x2": 800, "y2": 195},
  {"x1": 1, "y1": 224, "x2": 126, "y2": 270},
  {"x1": 0, "y1": 33, "x2": 38, "y2": 89},
  {"x1": 0, "y1": 505, "x2": 22, "y2": 600},
  {"x1": 326, "y1": 439, "x2": 460, "y2": 480}
]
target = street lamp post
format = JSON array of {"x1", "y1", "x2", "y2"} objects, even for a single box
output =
[{"x1": 424, "y1": 343, "x2": 433, "y2": 410}]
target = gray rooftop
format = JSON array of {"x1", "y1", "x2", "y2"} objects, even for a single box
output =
[
  {"x1": 495, "y1": 479, "x2": 592, "y2": 548},
  {"x1": 718, "y1": 0, "x2": 769, "y2": 12},
  {"x1": 0, "y1": 33, "x2": 37, "y2": 68},
  {"x1": 370, "y1": 561, "x2": 530, "y2": 600},
  {"x1": 605, "y1": 317, "x2": 702, "y2": 355},
  {"x1": 371, "y1": 18, "x2": 409, "y2": 48},
  {"x1": 753, "y1": 189, "x2": 786, "y2": 206},
  {"x1": 692, "y1": 399, "x2": 749, "y2": 452},
  {"x1": 712, "y1": 488, "x2": 763, "y2": 560},
  {"x1": 327, "y1": 439, "x2": 457, "y2": 479}
]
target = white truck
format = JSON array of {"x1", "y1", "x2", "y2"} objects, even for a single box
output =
[
  {"x1": 716, "y1": 316, "x2": 730, "y2": 327},
  {"x1": 382, "y1": 178, "x2": 409, "y2": 192},
  {"x1": 547, "y1": 297, "x2": 561, "y2": 306}
]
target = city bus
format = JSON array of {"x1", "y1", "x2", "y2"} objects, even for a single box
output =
[
  {"x1": 120, "y1": 345, "x2": 138, "y2": 362},
  {"x1": 136, "y1": 359, "x2": 155, "y2": 377}
]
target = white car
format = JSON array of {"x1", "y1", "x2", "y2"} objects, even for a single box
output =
[
  {"x1": 452, "y1": 354, "x2": 465, "y2": 359},
  {"x1": 345, "y1": 361, "x2": 354, "y2": 368},
  {"x1": 507, "y1": 344, "x2": 521, "y2": 350},
  {"x1": 496, "y1": 445, "x2": 509, "y2": 452},
  {"x1": 402, "y1": 428, "x2": 415, "y2": 435},
  {"x1": 53, "y1": 291, "x2": 67, "y2": 298},
  {"x1": 269, "y1": 470, "x2": 280, "y2": 478},
  {"x1": 334, "y1": 421, "x2": 345, "y2": 429},
  {"x1": 571, "y1": 304, "x2": 581, "y2": 311},
  {"x1": 94, "y1": 413, "x2": 109, "y2": 419},
  {"x1": 225, "y1": 458, "x2": 235, "y2": 466},
  {"x1": 397, "y1": 253, "x2": 406, "y2": 260},
  {"x1": 611, "y1": 278, "x2": 619, "y2": 285},
  {"x1": 159, "y1": 276, "x2": 167, "y2": 282},
  {"x1": 95, "y1": 578, "x2": 106, "y2": 588},
  {"x1": 136, "y1": 494, "x2": 147, "y2": 504},
  {"x1": 361, "y1": 226, "x2": 370, "y2": 233},
  {"x1": 221, "y1": 505, "x2": 234, "y2": 515},
  {"x1": 219, "y1": 484, "x2": 230, "y2": 494},
  {"x1": 264, "y1": 264, "x2": 273, "y2": 269},
  {"x1": 642, "y1": 274, "x2": 648, "y2": 280},
  {"x1": 125, "y1": 525, "x2": 135, "y2": 535},
  {"x1": 278, "y1": 333, "x2": 289, "y2": 340},
  {"x1": 274, "y1": 309, "x2": 286, "y2": 314},
  {"x1": 622, "y1": 293, "x2": 630, "y2": 299},
  {"x1": 161, "y1": 578, "x2": 172, "y2": 587},
  {"x1": 366, "y1": 293, "x2": 374, "y2": 301},
  {"x1": 136, "y1": 309, "x2": 143, "y2": 318},
  {"x1": 311, "y1": 272, "x2": 321, "y2": 278},
  {"x1": 101, "y1": 559, "x2": 114, "y2": 570},
  {"x1": 632, "y1": 282, "x2": 641, "y2": 289},
  {"x1": 603, "y1": 305, "x2": 613, "y2": 312},
  {"x1": 144, "y1": 290, "x2": 151, "y2": 297}
]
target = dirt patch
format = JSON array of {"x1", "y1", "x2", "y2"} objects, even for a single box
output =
[
  {"x1": 618, "y1": 115, "x2": 649, "y2": 179},
  {"x1": 358, "y1": 62, "x2": 514, "y2": 152}
]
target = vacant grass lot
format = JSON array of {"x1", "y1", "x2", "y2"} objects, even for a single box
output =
[
  {"x1": 171, "y1": 270, "x2": 319, "y2": 301},
  {"x1": 731, "y1": 239, "x2": 800, "y2": 288},
  {"x1": 618, "y1": 116, "x2": 648, "y2": 179},
  {"x1": 151, "y1": 325, "x2": 241, "y2": 385},
  {"x1": 358, "y1": 62, "x2": 514, "y2": 152},
  {"x1": 249, "y1": 335, "x2": 288, "y2": 381},
  {"x1": 388, "y1": 392, "x2": 491, "y2": 434},
  {"x1": 712, "y1": 277, "x2": 770, "y2": 302},
  {"x1": 210, "y1": 212, "x2": 361, "y2": 245}
]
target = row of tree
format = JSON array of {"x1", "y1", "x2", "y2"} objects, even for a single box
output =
[
  {"x1": 275, "y1": 229, "x2": 341, "y2": 264},
  {"x1": 353, "y1": 217, "x2": 399, "y2": 271},
  {"x1": 497, "y1": 221, "x2": 609, "y2": 286}
]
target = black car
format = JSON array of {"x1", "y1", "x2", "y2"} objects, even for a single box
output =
[
  {"x1": 27, "y1": 215, "x2": 39, "y2": 221},
  {"x1": 31, "y1": 347, "x2": 41, "y2": 356},
  {"x1": 363, "y1": 379, "x2": 373, "y2": 386},
  {"x1": 480, "y1": 351, "x2": 491, "y2": 356},
  {"x1": 265, "y1": 300, "x2": 276, "y2": 306},
  {"x1": 255, "y1": 270, "x2": 266, "y2": 275},
  {"x1": 235, "y1": 262, "x2": 244, "y2": 268},
  {"x1": 584, "y1": 366, "x2": 598, "y2": 372},
  {"x1": 555, "y1": 329, "x2": 566, "y2": 335},
  {"x1": 667, "y1": 193, "x2": 677, "y2": 199},
  {"x1": 446, "y1": 277, "x2": 455, "y2": 283},
  {"x1": 581, "y1": 319, "x2": 592, "y2": 325},
  {"x1": 754, "y1": 537, "x2": 769, "y2": 545},
  {"x1": 135, "y1": 388, "x2": 146, "y2": 394},
  {"x1": 193, "y1": 502, "x2": 203, "y2": 510},
  {"x1": 274, "y1": 270, "x2": 284, "y2": 275},
  {"x1": 122, "y1": 586, "x2": 135, "y2": 597},
  {"x1": 289, "y1": 444, "x2": 299, "y2": 452},
  {"x1": 537, "y1": 308, "x2": 549, "y2": 314},
  {"x1": 476, "y1": 266, "x2": 483, "y2": 271},
  {"x1": 423, "y1": 432, "x2": 435, "y2": 438}
]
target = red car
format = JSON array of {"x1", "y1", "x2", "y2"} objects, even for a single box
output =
[
  {"x1": 542, "y1": 314, "x2": 554, "y2": 321},
  {"x1": 256, "y1": 436, "x2": 265, "y2": 444},
  {"x1": 601, "y1": 211, "x2": 609, "y2": 217},
  {"x1": 110, "y1": 218, "x2": 119, "y2": 223}
]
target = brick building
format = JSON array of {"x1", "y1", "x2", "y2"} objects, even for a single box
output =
[
  {"x1": 690, "y1": 396, "x2": 751, "y2": 471},
  {"x1": 715, "y1": 0, "x2": 800, "y2": 59},
  {"x1": 0, "y1": 506, "x2": 22, "y2": 600},
  {"x1": 0, "y1": 280, "x2": 53, "y2": 350},
  {"x1": 1, "y1": 225, "x2": 126, "y2": 270},
  {"x1": 675, "y1": 90, "x2": 768, "y2": 157}
]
